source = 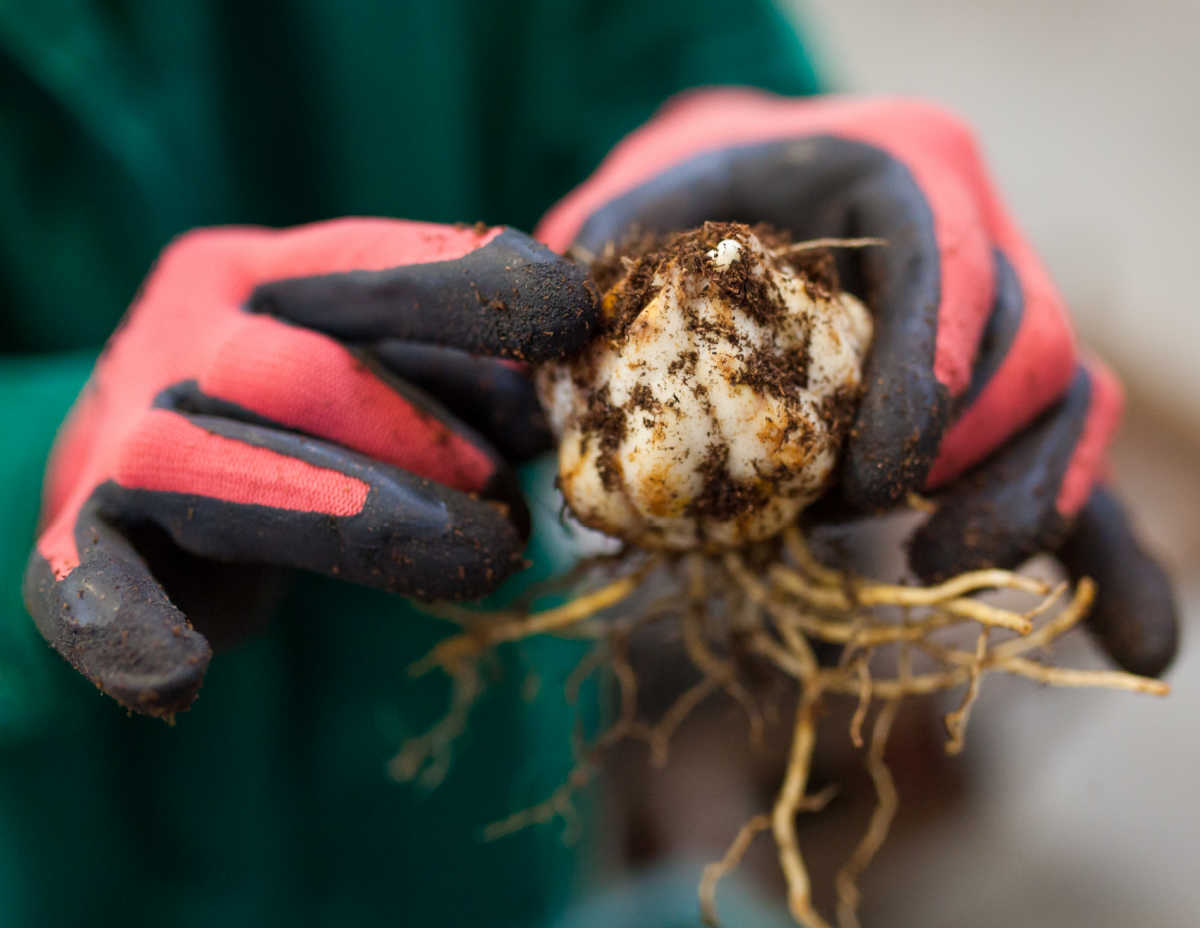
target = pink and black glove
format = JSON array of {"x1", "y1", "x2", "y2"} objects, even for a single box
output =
[
  {"x1": 538, "y1": 90, "x2": 1177, "y2": 676},
  {"x1": 25, "y1": 219, "x2": 597, "y2": 717}
]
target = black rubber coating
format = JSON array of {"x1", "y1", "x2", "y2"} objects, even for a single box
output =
[
  {"x1": 569, "y1": 136, "x2": 948, "y2": 511},
  {"x1": 100, "y1": 413, "x2": 528, "y2": 601},
  {"x1": 23, "y1": 509, "x2": 212, "y2": 719},
  {"x1": 154, "y1": 373, "x2": 529, "y2": 538},
  {"x1": 23, "y1": 413, "x2": 530, "y2": 718},
  {"x1": 247, "y1": 227, "x2": 599, "y2": 363},
  {"x1": 1058, "y1": 486, "x2": 1179, "y2": 677},
  {"x1": 370, "y1": 341, "x2": 553, "y2": 463},
  {"x1": 908, "y1": 367, "x2": 1092, "y2": 581}
]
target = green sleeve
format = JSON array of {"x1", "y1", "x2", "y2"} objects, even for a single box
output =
[
  {"x1": 471, "y1": 0, "x2": 824, "y2": 231},
  {"x1": 0, "y1": 352, "x2": 98, "y2": 741},
  {"x1": 0, "y1": 353, "x2": 133, "y2": 926}
]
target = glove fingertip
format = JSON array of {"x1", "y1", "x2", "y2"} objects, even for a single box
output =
[
  {"x1": 841, "y1": 362, "x2": 951, "y2": 512},
  {"x1": 246, "y1": 228, "x2": 599, "y2": 363},
  {"x1": 486, "y1": 230, "x2": 600, "y2": 362},
  {"x1": 24, "y1": 531, "x2": 213, "y2": 720},
  {"x1": 1081, "y1": 559, "x2": 1179, "y2": 679},
  {"x1": 1058, "y1": 487, "x2": 1180, "y2": 678}
]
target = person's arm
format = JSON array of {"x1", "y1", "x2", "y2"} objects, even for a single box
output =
[{"x1": 468, "y1": 0, "x2": 824, "y2": 233}]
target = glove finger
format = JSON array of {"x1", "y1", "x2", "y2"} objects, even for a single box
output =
[
  {"x1": 541, "y1": 137, "x2": 990, "y2": 510},
  {"x1": 164, "y1": 313, "x2": 524, "y2": 517},
  {"x1": 369, "y1": 341, "x2": 552, "y2": 463},
  {"x1": 103, "y1": 409, "x2": 526, "y2": 600},
  {"x1": 121, "y1": 516, "x2": 287, "y2": 655},
  {"x1": 926, "y1": 249, "x2": 1026, "y2": 486},
  {"x1": 1057, "y1": 486, "x2": 1179, "y2": 677},
  {"x1": 245, "y1": 224, "x2": 597, "y2": 362},
  {"x1": 908, "y1": 361, "x2": 1122, "y2": 580},
  {"x1": 836, "y1": 156, "x2": 991, "y2": 508},
  {"x1": 24, "y1": 510, "x2": 212, "y2": 719},
  {"x1": 927, "y1": 247, "x2": 1077, "y2": 488}
]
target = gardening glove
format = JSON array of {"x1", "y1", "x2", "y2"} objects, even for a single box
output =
[
  {"x1": 25, "y1": 218, "x2": 598, "y2": 718},
  {"x1": 537, "y1": 90, "x2": 1176, "y2": 676}
]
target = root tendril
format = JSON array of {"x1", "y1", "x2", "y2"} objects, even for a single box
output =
[{"x1": 404, "y1": 532, "x2": 1167, "y2": 927}]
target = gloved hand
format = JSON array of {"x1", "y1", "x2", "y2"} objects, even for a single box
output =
[
  {"x1": 537, "y1": 90, "x2": 1177, "y2": 676},
  {"x1": 25, "y1": 218, "x2": 597, "y2": 718}
]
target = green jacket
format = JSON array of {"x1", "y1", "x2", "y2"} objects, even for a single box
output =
[{"x1": 0, "y1": 2, "x2": 819, "y2": 924}]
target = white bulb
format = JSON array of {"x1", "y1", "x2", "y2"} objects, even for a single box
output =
[{"x1": 538, "y1": 225, "x2": 872, "y2": 551}]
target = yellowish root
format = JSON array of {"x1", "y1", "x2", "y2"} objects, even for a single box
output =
[
  {"x1": 399, "y1": 527, "x2": 1169, "y2": 928},
  {"x1": 699, "y1": 813, "x2": 771, "y2": 926},
  {"x1": 388, "y1": 660, "x2": 480, "y2": 789},
  {"x1": 773, "y1": 685, "x2": 832, "y2": 928},
  {"x1": 834, "y1": 699, "x2": 900, "y2": 928}
]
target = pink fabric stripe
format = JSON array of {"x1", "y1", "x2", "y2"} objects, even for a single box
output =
[
  {"x1": 38, "y1": 412, "x2": 371, "y2": 579},
  {"x1": 200, "y1": 315, "x2": 497, "y2": 492},
  {"x1": 113, "y1": 411, "x2": 371, "y2": 514},
  {"x1": 1056, "y1": 358, "x2": 1123, "y2": 518},
  {"x1": 176, "y1": 219, "x2": 503, "y2": 278},
  {"x1": 927, "y1": 308, "x2": 1077, "y2": 487},
  {"x1": 38, "y1": 490, "x2": 95, "y2": 578}
]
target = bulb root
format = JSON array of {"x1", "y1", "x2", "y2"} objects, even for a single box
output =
[{"x1": 397, "y1": 527, "x2": 1167, "y2": 927}]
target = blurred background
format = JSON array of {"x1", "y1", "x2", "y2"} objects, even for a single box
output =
[{"x1": 591, "y1": 1, "x2": 1198, "y2": 924}]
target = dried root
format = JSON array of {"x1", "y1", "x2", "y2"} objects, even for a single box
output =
[
  {"x1": 387, "y1": 659, "x2": 480, "y2": 789},
  {"x1": 772, "y1": 684, "x2": 830, "y2": 927},
  {"x1": 699, "y1": 813, "x2": 772, "y2": 926},
  {"x1": 396, "y1": 525, "x2": 1168, "y2": 927},
  {"x1": 834, "y1": 698, "x2": 899, "y2": 928}
]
